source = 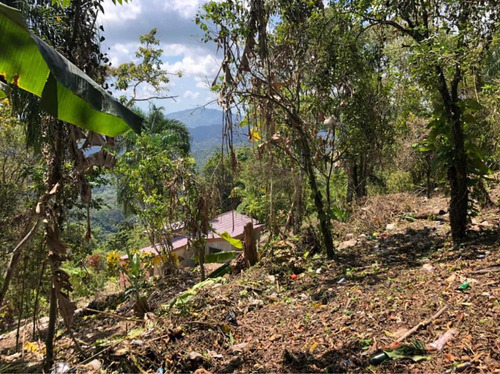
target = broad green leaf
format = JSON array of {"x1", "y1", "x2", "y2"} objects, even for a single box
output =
[
  {"x1": 383, "y1": 340, "x2": 431, "y2": 362},
  {"x1": 460, "y1": 98, "x2": 483, "y2": 111},
  {"x1": 384, "y1": 349, "x2": 431, "y2": 362},
  {"x1": 207, "y1": 263, "x2": 232, "y2": 278},
  {"x1": 220, "y1": 231, "x2": 243, "y2": 249},
  {"x1": 0, "y1": 3, "x2": 142, "y2": 136},
  {"x1": 205, "y1": 251, "x2": 237, "y2": 264},
  {"x1": 168, "y1": 277, "x2": 223, "y2": 308}
]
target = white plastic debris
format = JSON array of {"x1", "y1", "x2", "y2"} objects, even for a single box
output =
[
  {"x1": 428, "y1": 328, "x2": 458, "y2": 351},
  {"x1": 421, "y1": 264, "x2": 434, "y2": 273},
  {"x1": 51, "y1": 362, "x2": 70, "y2": 374}
]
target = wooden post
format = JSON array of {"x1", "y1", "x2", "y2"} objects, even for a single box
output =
[{"x1": 243, "y1": 222, "x2": 258, "y2": 266}]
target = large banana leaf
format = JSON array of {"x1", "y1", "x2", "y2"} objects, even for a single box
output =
[
  {"x1": 0, "y1": 3, "x2": 142, "y2": 136},
  {"x1": 204, "y1": 251, "x2": 237, "y2": 264},
  {"x1": 219, "y1": 231, "x2": 243, "y2": 249}
]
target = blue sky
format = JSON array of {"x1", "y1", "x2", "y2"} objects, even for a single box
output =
[{"x1": 98, "y1": 0, "x2": 221, "y2": 114}]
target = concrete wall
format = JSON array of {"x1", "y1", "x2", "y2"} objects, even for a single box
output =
[{"x1": 177, "y1": 238, "x2": 240, "y2": 267}]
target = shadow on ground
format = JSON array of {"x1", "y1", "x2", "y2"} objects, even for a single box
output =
[
  {"x1": 338, "y1": 226, "x2": 446, "y2": 269},
  {"x1": 282, "y1": 342, "x2": 364, "y2": 373}
]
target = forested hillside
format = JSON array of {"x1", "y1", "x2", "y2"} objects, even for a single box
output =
[{"x1": 0, "y1": 0, "x2": 499, "y2": 373}]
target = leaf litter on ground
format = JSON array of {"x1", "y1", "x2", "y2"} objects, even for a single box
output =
[{"x1": 1, "y1": 184, "x2": 500, "y2": 373}]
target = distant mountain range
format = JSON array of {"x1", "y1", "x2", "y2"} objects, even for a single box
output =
[
  {"x1": 165, "y1": 108, "x2": 225, "y2": 129},
  {"x1": 166, "y1": 108, "x2": 248, "y2": 167}
]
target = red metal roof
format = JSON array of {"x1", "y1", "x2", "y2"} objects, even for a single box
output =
[
  {"x1": 120, "y1": 211, "x2": 262, "y2": 260},
  {"x1": 207, "y1": 210, "x2": 263, "y2": 239}
]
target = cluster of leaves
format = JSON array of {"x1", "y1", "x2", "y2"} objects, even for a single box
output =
[{"x1": 110, "y1": 28, "x2": 180, "y2": 107}]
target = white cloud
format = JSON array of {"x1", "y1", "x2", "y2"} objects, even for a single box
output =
[
  {"x1": 163, "y1": 43, "x2": 189, "y2": 57},
  {"x1": 163, "y1": 0, "x2": 202, "y2": 19},
  {"x1": 163, "y1": 51, "x2": 220, "y2": 78},
  {"x1": 100, "y1": 0, "x2": 143, "y2": 24},
  {"x1": 184, "y1": 90, "x2": 201, "y2": 99},
  {"x1": 100, "y1": 0, "x2": 222, "y2": 112},
  {"x1": 107, "y1": 42, "x2": 139, "y2": 66}
]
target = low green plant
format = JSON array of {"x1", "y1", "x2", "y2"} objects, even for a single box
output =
[{"x1": 386, "y1": 171, "x2": 415, "y2": 193}]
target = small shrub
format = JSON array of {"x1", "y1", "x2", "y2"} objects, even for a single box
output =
[{"x1": 386, "y1": 171, "x2": 414, "y2": 193}]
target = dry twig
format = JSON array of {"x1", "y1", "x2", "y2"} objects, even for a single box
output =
[{"x1": 396, "y1": 305, "x2": 448, "y2": 343}]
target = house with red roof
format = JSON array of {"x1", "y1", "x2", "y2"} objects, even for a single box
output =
[{"x1": 121, "y1": 210, "x2": 263, "y2": 269}]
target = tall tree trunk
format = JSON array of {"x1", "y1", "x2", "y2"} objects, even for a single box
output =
[
  {"x1": 44, "y1": 121, "x2": 64, "y2": 371},
  {"x1": 347, "y1": 159, "x2": 358, "y2": 203},
  {"x1": 299, "y1": 134, "x2": 335, "y2": 259},
  {"x1": 426, "y1": 153, "x2": 432, "y2": 199},
  {"x1": 43, "y1": 279, "x2": 58, "y2": 372},
  {"x1": 436, "y1": 66, "x2": 468, "y2": 244},
  {"x1": 357, "y1": 154, "x2": 368, "y2": 198},
  {"x1": 348, "y1": 155, "x2": 368, "y2": 200},
  {"x1": 198, "y1": 242, "x2": 205, "y2": 281},
  {"x1": 268, "y1": 152, "x2": 276, "y2": 236},
  {"x1": 448, "y1": 120, "x2": 468, "y2": 243},
  {"x1": 293, "y1": 168, "x2": 303, "y2": 235}
]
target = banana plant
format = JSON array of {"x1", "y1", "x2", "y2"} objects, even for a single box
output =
[{"x1": 0, "y1": 2, "x2": 142, "y2": 136}]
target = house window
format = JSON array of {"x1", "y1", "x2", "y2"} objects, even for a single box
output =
[{"x1": 209, "y1": 247, "x2": 222, "y2": 254}]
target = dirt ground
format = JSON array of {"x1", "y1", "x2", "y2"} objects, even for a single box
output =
[{"x1": 1, "y1": 183, "x2": 499, "y2": 373}]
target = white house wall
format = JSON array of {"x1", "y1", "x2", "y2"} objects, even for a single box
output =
[{"x1": 159, "y1": 227, "x2": 261, "y2": 268}]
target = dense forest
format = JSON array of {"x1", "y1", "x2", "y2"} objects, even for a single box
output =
[{"x1": 0, "y1": 0, "x2": 499, "y2": 373}]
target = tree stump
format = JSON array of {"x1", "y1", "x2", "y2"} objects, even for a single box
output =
[{"x1": 243, "y1": 222, "x2": 258, "y2": 266}]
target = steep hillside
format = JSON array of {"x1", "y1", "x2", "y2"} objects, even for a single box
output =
[{"x1": 2, "y1": 185, "x2": 499, "y2": 373}]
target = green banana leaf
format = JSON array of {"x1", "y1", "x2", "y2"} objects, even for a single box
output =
[
  {"x1": 205, "y1": 251, "x2": 237, "y2": 263},
  {"x1": 383, "y1": 340, "x2": 432, "y2": 363},
  {"x1": 167, "y1": 277, "x2": 224, "y2": 309},
  {"x1": 220, "y1": 231, "x2": 243, "y2": 249},
  {"x1": 193, "y1": 250, "x2": 237, "y2": 265},
  {"x1": 207, "y1": 262, "x2": 232, "y2": 278},
  {"x1": 0, "y1": 3, "x2": 142, "y2": 136}
]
